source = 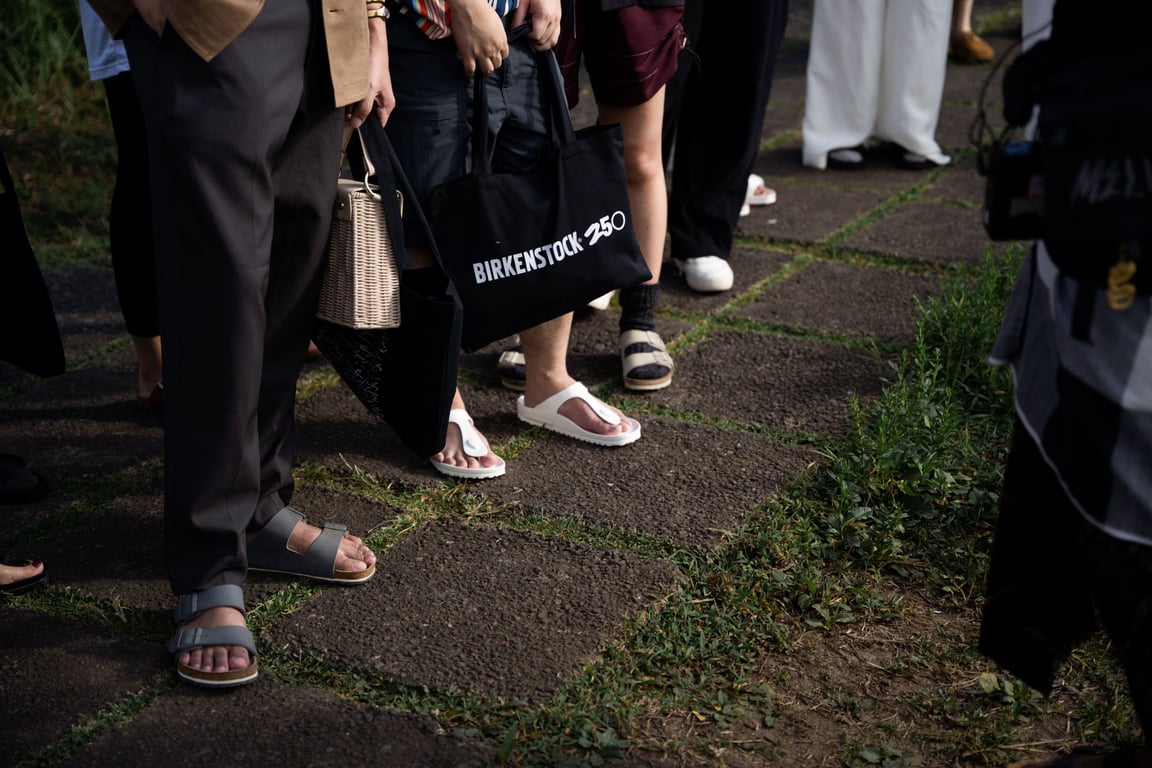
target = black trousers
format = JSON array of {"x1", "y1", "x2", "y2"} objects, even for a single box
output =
[
  {"x1": 103, "y1": 71, "x2": 159, "y2": 339},
  {"x1": 663, "y1": 0, "x2": 789, "y2": 263},
  {"x1": 981, "y1": 420, "x2": 1152, "y2": 742},
  {"x1": 124, "y1": 1, "x2": 344, "y2": 595}
]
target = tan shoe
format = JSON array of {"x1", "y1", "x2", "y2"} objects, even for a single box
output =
[{"x1": 950, "y1": 31, "x2": 994, "y2": 63}]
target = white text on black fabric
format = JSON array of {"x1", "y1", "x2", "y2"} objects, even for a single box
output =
[{"x1": 471, "y1": 210, "x2": 629, "y2": 285}]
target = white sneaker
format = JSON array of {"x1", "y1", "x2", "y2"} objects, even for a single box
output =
[
  {"x1": 673, "y1": 256, "x2": 734, "y2": 293},
  {"x1": 587, "y1": 290, "x2": 615, "y2": 311}
]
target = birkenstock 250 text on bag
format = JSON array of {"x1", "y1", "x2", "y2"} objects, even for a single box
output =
[{"x1": 426, "y1": 49, "x2": 651, "y2": 352}]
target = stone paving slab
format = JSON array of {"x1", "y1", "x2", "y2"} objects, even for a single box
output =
[
  {"x1": 41, "y1": 266, "x2": 126, "y2": 361},
  {"x1": 63, "y1": 675, "x2": 495, "y2": 768},
  {"x1": 841, "y1": 199, "x2": 1008, "y2": 266},
  {"x1": 1, "y1": 610, "x2": 169, "y2": 763},
  {"x1": 0, "y1": 367, "x2": 162, "y2": 480},
  {"x1": 264, "y1": 518, "x2": 684, "y2": 704},
  {"x1": 922, "y1": 154, "x2": 990, "y2": 204},
  {"x1": 472, "y1": 417, "x2": 815, "y2": 549},
  {"x1": 735, "y1": 260, "x2": 943, "y2": 344},
  {"x1": 659, "y1": 248, "x2": 792, "y2": 312},
  {"x1": 655, "y1": 330, "x2": 892, "y2": 436},
  {"x1": 736, "y1": 160, "x2": 891, "y2": 244}
]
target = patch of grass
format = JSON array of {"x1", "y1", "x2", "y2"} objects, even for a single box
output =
[{"x1": 1, "y1": 6, "x2": 116, "y2": 271}]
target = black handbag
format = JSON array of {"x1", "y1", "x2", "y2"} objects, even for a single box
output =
[
  {"x1": 426, "y1": 49, "x2": 652, "y2": 352},
  {"x1": 0, "y1": 145, "x2": 64, "y2": 379},
  {"x1": 314, "y1": 130, "x2": 462, "y2": 459}
]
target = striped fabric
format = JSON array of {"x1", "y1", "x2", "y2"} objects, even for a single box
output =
[
  {"x1": 990, "y1": 242, "x2": 1152, "y2": 547},
  {"x1": 393, "y1": 0, "x2": 519, "y2": 39}
]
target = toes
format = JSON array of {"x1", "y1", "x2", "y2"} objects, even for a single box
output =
[
  {"x1": 227, "y1": 647, "x2": 252, "y2": 672},
  {"x1": 181, "y1": 644, "x2": 251, "y2": 673},
  {"x1": 557, "y1": 398, "x2": 627, "y2": 436},
  {"x1": 340, "y1": 536, "x2": 376, "y2": 568}
]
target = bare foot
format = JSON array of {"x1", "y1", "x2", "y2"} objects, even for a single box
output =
[
  {"x1": 555, "y1": 395, "x2": 637, "y2": 437},
  {"x1": 524, "y1": 378, "x2": 637, "y2": 438},
  {"x1": 283, "y1": 519, "x2": 376, "y2": 575},
  {"x1": 0, "y1": 559, "x2": 44, "y2": 591},
  {"x1": 175, "y1": 605, "x2": 253, "y2": 675},
  {"x1": 431, "y1": 413, "x2": 504, "y2": 472}
]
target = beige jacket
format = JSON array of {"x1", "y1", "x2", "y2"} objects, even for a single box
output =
[{"x1": 86, "y1": 0, "x2": 370, "y2": 107}]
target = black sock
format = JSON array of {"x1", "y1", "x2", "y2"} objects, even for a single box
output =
[{"x1": 619, "y1": 284, "x2": 659, "y2": 332}]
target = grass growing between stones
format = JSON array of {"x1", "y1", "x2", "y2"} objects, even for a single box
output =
[
  {"x1": 467, "y1": 246, "x2": 1130, "y2": 767},
  {"x1": 4, "y1": 9, "x2": 1140, "y2": 765}
]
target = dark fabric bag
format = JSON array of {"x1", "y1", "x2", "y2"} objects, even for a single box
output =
[
  {"x1": 1037, "y1": 46, "x2": 1152, "y2": 245},
  {"x1": 997, "y1": 38, "x2": 1152, "y2": 292},
  {"x1": 0, "y1": 146, "x2": 65, "y2": 378},
  {"x1": 978, "y1": 420, "x2": 1098, "y2": 694},
  {"x1": 426, "y1": 49, "x2": 651, "y2": 352},
  {"x1": 314, "y1": 131, "x2": 462, "y2": 459}
]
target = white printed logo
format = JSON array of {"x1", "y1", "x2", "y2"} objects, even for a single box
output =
[{"x1": 471, "y1": 210, "x2": 629, "y2": 285}]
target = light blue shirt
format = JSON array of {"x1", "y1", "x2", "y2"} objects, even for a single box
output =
[{"x1": 80, "y1": 0, "x2": 130, "y2": 81}]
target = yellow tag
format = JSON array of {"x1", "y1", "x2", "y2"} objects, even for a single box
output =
[{"x1": 1107, "y1": 260, "x2": 1137, "y2": 311}]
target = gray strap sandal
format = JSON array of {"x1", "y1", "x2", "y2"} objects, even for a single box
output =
[
  {"x1": 247, "y1": 507, "x2": 375, "y2": 584},
  {"x1": 168, "y1": 583, "x2": 258, "y2": 688}
]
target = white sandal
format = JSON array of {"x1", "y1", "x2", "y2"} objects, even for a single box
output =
[
  {"x1": 745, "y1": 173, "x2": 777, "y2": 206},
  {"x1": 429, "y1": 410, "x2": 506, "y2": 480},
  {"x1": 516, "y1": 382, "x2": 641, "y2": 447}
]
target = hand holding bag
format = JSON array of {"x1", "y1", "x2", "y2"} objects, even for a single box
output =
[
  {"x1": 317, "y1": 127, "x2": 402, "y2": 330},
  {"x1": 426, "y1": 48, "x2": 652, "y2": 352},
  {"x1": 314, "y1": 129, "x2": 463, "y2": 459}
]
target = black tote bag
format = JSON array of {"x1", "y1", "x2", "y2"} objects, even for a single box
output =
[
  {"x1": 0, "y1": 146, "x2": 65, "y2": 379},
  {"x1": 314, "y1": 130, "x2": 463, "y2": 459},
  {"x1": 426, "y1": 49, "x2": 652, "y2": 352}
]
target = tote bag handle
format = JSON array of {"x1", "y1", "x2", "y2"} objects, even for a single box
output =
[{"x1": 469, "y1": 47, "x2": 576, "y2": 176}]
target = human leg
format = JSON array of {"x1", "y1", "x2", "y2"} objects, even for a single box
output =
[
  {"x1": 988, "y1": 425, "x2": 1152, "y2": 766},
  {"x1": 801, "y1": 0, "x2": 884, "y2": 170},
  {"x1": 130, "y1": 335, "x2": 163, "y2": 412},
  {"x1": 1082, "y1": 522, "x2": 1152, "y2": 749},
  {"x1": 379, "y1": 20, "x2": 505, "y2": 477},
  {"x1": 668, "y1": 0, "x2": 788, "y2": 289},
  {"x1": 518, "y1": 315, "x2": 640, "y2": 444},
  {"x1": 125, "y1": 0, "x2": 370, "y2": 683},
  {"x1": 949, "y1": 0, "x2": 994, "y2": 63},
  {"x1": 599, "y1": 95, "x2": 674, "y2": 389},
  {"x1": 979, "y1": 421, "x2": 1097, "y2": 694},
  {"x1": 874, "y1": 0, "x2": 952, "y2": 166},
  {"x1": 103, "y1": 71, "x2": 162, "y2": 403},
  {"x1": 600, "y1": 95, "x2": 668, "y2": 291},
  {"x1": 563, "y1": 5, "x2": 681, "y2": 386},
  {"x1": 125, "y1": 13, "x2": 274, "y2": 679},
  {"x1": 428, "y1": 386, "x2": 506, "y2": 479}
]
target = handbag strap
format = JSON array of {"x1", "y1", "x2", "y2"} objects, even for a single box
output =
[
  {"x1": 355, "y1": 124, "x2": 448, "y2": 276},
  {"x1": 341, "y1": 125, "x2": 382, "y2": 201},
  {"x1": 469, "y1": 47, "x2": 576, "y2": 176}
]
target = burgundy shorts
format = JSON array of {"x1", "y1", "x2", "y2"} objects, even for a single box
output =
[{"x1": 555, "y1": 4, "x2": 686, "y2": 109}]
